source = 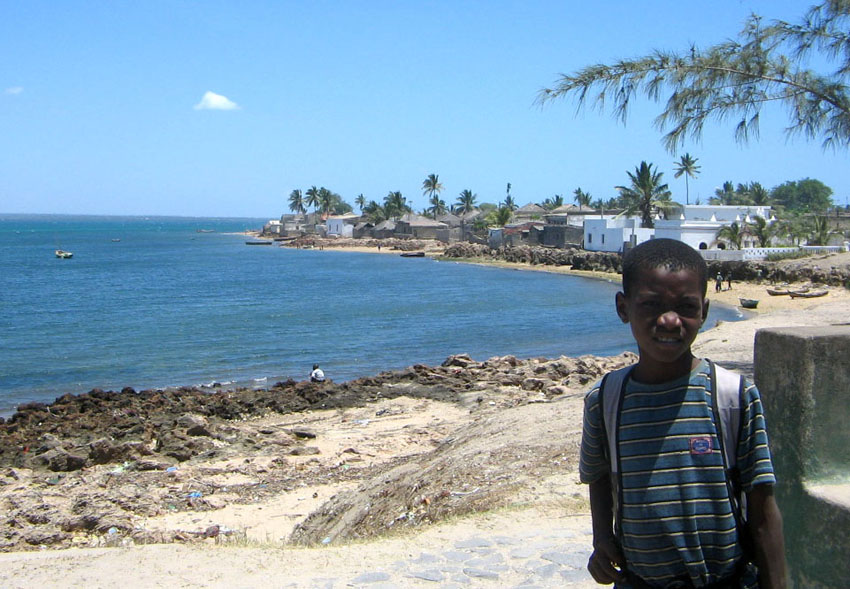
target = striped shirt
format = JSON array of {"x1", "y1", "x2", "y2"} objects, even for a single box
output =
[{"x1": 580, "y1": 360, "x2": 775, "y2": 588}]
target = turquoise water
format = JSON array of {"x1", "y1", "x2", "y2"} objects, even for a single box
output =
[{"x1": 0, "y1": 215, "x2": 742, "y2": 414}]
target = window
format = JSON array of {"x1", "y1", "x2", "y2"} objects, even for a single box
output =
[
  {"x1": 588, "y1": 233, "x2": 592, "y2": 243},
  {"x1": 601, "y1": 234, "x2": 605, "y2": 244}
]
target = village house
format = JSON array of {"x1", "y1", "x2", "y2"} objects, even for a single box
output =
[
  {"x1": 395, "y1": 213, "x2": 448, "y2": 240},
  {"x1": 325, "y1": 213, "x2": 360, "y2": 238}
]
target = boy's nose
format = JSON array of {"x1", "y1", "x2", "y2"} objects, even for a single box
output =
[{"x1": 657, "y1": 310, "x2": 682, "y2": 328}]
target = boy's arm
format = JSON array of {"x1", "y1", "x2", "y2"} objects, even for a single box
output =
[
  {"x1": 588, "y1": 474, "x2": 625, "y2": 585},
  {"x1": 746, "y1": 484, "x2": 787, "y2": 589}
]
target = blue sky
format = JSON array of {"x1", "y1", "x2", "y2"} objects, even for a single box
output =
[{"x1": 2, "y1": 1, "x2": 847, "y2": 218}]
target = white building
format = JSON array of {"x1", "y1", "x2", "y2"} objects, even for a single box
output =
[
  {"x1": 583, "y1": 205, "x2": 773, "y2": 252},
  {"x1": 325, "y1": 213, "x2": 360, "y2": 237}
]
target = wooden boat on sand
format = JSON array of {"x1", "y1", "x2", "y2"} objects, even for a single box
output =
[
  {"x1": 400, "y1": 251, "x2": 426, "y2": 257},
  {"x1": 766, "y1": 286, "x2": 810, "y2": 296},
  {"x1": 739, "y1": 298, "x2": 759, "y2": 309},
  {"x1": 789, "y1": 289, "x2": 828, "y2": 299},
  {"x1": 55, "y1": 249, "x2": 73, "y2": 259}
]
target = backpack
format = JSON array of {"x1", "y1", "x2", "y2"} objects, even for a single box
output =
[{"x1": 598, "y1": 360, "x2": 751, "y2": 554}]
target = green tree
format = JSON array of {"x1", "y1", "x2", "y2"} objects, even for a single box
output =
[
  {"x1": 593, "y1": 198, "x2": 606, "y2": 217},
  {"x1": 749, "y1": 182, "x2": 771, "y2": 206},
  {"x1": 383, "y1": 191, "x2": 410, "y2": 220},
  {"x1": 355, "y1": 193, "x2": 367, "y2": 213},
  {"x1": 539, "y1": 2, "x2": 850, "y2": 151},
  {"x1": 573, "y1": 187, "x2": 592, "y2": 210},
  {"x1": 748, "y1": 216, "x2": 776, "y2": 247},
  {"x1": 503, "y1": 195, "x2": 517, "y2": 211},
  {"x1": 288, "y1": 189, "x2": 305, "y2": 215},
  {"x1": 771, "y1": 178, "x2": 834, "y2": 213},
  {"x1": 305, "y1": 186, "x2": 320, "y2": 214},
  {"x1": 673, "y1": 153, "x2": 701, "y2": 205},
  {"x1": 422, "y1": 173, "x2": 444, "y2": 212},
  {"x1": 363, "y1": 200, "x2": 387, "y2": 224},
  {"x1": 428, "y1": 195, "x2": 448, "y2": 219},
  {"x1": 456, "y1": 189, "x2": 477, "y2": 214},
  {"x1": 541, "y1": 194, "x2": 564, "y2": 210},
  {"x1": 808, "y1": 214, "x2": 839, "y2": 245},
  {"x1": 616, "y1": 161, "x2": 673, "y2": 228},
  {"x1": 487, "y1": 206, "x2": 513, "y2": 227},
  {"x1": 716, "y1": 221, "x2": 746, "y2": 249}
]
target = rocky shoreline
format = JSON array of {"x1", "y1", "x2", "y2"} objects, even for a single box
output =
[{"x1": 0, "y1": 351, "x2": 634, "y2": 551}]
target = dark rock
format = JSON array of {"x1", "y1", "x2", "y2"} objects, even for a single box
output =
[
  {"x1": 289, "y1": 446, "x2": 321, "y2": 456},
  {"x1": 34, "y1": 448, "x2": 87, "y2": 472}
]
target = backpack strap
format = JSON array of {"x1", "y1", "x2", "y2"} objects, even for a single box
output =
[
  {"x1": 709, "y1": 360, "x2": 753, "y2": 557},
  {"x1": 711, "y1": 361, "x2": 744, "y2": 471},
  {"x1": 599, "y1": 365, "x2": 634, "y2": 474}
]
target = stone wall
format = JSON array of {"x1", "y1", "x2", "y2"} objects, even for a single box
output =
[{"x1": 754, "y1": 325, "x2": 850, "y2": 588}]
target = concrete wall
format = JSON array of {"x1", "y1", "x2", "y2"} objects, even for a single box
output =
[{"x1": 754, "y1": 325, "x2": 850, "y2": 588}]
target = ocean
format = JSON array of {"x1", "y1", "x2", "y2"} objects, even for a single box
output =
[{"x1": 0, "y1": 214, "x2": 743, "y2": 415}]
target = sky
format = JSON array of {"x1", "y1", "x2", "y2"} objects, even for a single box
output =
[{"x1": 1, "y1": 1, "x2": 847, "y2": 218}]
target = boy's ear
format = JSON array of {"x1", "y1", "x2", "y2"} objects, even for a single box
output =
[
  {"x1": 702, "y1": 298, "x2": 710, "y2": 323},
  {"x1": 615, "y1": 292, "x2": 630, "y2": 323}
]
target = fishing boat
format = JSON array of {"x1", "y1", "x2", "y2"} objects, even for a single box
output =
[
  {"x1": 245, "y1": 240, "x2": 273, "y2": 246},
  {"x1": 739, "y1": 298, "x2": 759, "y2": 309},
  {"x1": 767, "y1": 286, "x2": 809, "y2": 296},
  {"x1": 400, "y1": 251, "x2": 425, "y2": 257},
  {"x1": 789, "y1": 289, "x2": 828, "y2": 299},
  {"x1": 55, "y1": 249, "x2": 73, "y2": 259}
]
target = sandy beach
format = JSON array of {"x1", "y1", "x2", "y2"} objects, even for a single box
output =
[{"x1": 1, "y1": 245, "x2": 848, "y2": 588}]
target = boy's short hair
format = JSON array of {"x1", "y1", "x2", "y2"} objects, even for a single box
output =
[{"x1": 622, "y1": 238, "x2": 708, "y2": 296}]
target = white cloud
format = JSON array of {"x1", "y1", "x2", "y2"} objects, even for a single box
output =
[
  {"x1": 193, "y1": 91, "x2": 239, "y2": 111},
  {"x1": 4, "y1": 87, "x2": 23, "y2": 95}
]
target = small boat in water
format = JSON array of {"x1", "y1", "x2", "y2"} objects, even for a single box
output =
[
  {"x1": 739, "y1": 298, "x2": 759, "y2": 309},
  {"x1": 400, "y1": 251, "x2": 425, "y2": 257},
  {"x1": 55, "y1": 249, "x2": 73, "y2": 259},
  {"x1": 245, "y1": 240, "x2": 273, "y2": 245}
]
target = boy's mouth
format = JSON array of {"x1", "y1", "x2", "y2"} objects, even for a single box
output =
[{"x1": 654, "y1": 335, "x2": 681, "y2": 343}]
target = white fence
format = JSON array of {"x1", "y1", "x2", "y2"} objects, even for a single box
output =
[{"x1": 701, "y1": 245, "x2": 846, "y2": 262}]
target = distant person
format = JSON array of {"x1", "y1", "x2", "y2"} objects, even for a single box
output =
[
  {"x1": 310, "y1": 364, "x2": 325, "y2": 383},
  {"x1": 727, "y1": 271, "x2": 733, "y2": 290},
  {"x1": 580, "y1": 239, "x2": 786, "y2": 588},
  {"x1": 715, "y1": 272, "x2": 723, "y2": 292}
]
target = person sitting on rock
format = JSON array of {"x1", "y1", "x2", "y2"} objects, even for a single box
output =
[{"x1": 310, "y1": 364, "x2": 325, "y2": 383}]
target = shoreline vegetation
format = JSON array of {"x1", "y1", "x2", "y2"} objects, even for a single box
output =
[{"x1": 1, "y1": 238, "x2": 849, "y2": 585}]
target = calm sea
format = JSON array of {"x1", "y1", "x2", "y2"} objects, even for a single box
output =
[{"x1": 0, "y1": 214, "x2": 742, "y2": 414}]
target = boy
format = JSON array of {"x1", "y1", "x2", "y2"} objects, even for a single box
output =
[{"x1": 580, "y1": 239, "x2": 786, "y2": 588}]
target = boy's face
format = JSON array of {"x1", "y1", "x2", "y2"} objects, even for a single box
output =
[{"x1": 616, "y1": 265, "x2": 709, "y2": 383}]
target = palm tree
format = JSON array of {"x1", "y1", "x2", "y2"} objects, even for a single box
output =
[
  {"x1": 422, "y1": 174, "x2": 444, "y2": 208},
  {"x1": 541, "y1": 194, "x2": 564, "y2": 210},
  {"x1": 428, "y1": 195, "x2": 448, "y2": 219},
  {"x1": 502, "y1": 195, "x2": 517, "y2": 211},
  {"x1": 716, "y1": 221, "x2": 745, "y2": 250},
  {"x1": 616, "y1": 161, "x2": 673, "y2": 228},
  {"x1": 456, "y1": 189, "x2": 477, "y2": 214},
  {"x1": 363, "y1": 200, "x2": 387, "y2": 224},
  {"x1": 318, "y1": 187, "x2": 334, "y2": 217},
  {"x1": 573, "y1": 187, "x2": 592, "y2": 210},
  {"x1": 593, "y1": 198, "x2": 606, "y2": 217},
  {"x1": 808, "y1": 215, "x2": 838, "y2": 245},
  {"x1": 355, "y1": 193, "x2": 367, "y2": 213},
  {"x1": 749, "y1": 216, "x2": 776, "y2": 247},
  {"x1": 748, "y1": 182, "x2": 770, "y2": 206},
  {"x1": 384, "y1": 191, "x2": 409, "y2": 220},
  {"x1": 491, "y1": 206, "x2": 513, "y2": 227},
  {"x1": 305, "y1": 186, "x2": 320, "y2": 214},
  {"x1": 288, "y1": 189, "x2": 305, "y2": 215},
  {"x1": 673, "y1": 153, "x2": 700, "y2": 205}
]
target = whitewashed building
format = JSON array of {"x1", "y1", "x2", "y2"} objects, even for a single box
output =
[
  {"x1": 583, "y1": 205, "x2": 773, "y2": 253},
  {"x1": 325, "y1": 213, "x2": 360, "y2": 237}
]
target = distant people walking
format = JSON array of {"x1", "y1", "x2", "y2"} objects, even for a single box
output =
[
  {"x1": 715, "y1": 272, "x2": 723, "y2": 292},
  {"x1": 726, "y1": 272, "x2": 733, "y2": 290},
  {"x1": 310, "y1": 363, "x2": 325, "y2": 383}
]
